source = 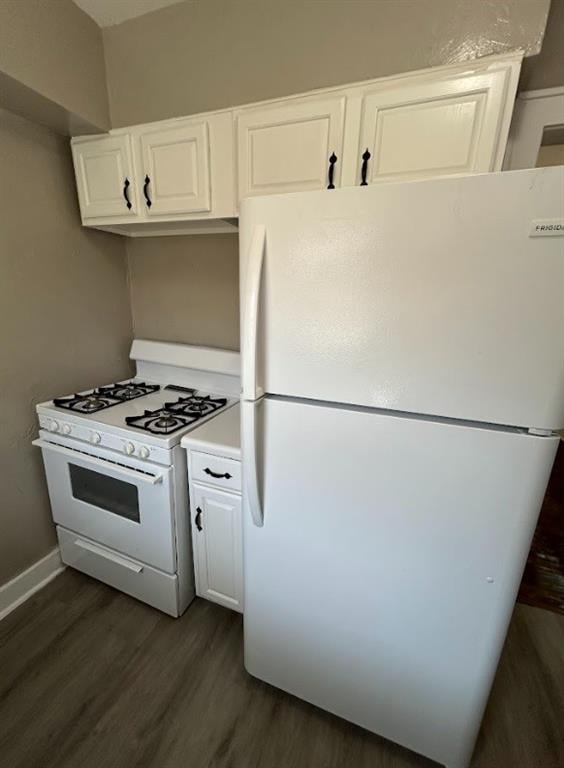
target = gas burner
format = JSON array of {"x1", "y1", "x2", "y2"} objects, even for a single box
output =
[
  {"x1": 53, "y1": 381, "x2": 160, "y2": 413},
  {"x1": 80, "y1": 395, "x2": 116, "y2": 412},
  {"x1": 98, "y1": 381, "x2": 160, "y2": 400},
  {"x1": 164, "y1": 394, "x2": 228, "y2": 417},
  {"x1": 125, "y1": 409, "x2": 198, "y2": 435}
]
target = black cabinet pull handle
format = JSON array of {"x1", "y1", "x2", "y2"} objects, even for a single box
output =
[
  {"x1": 204, "y1": 467, "x2": 232, "y2": 480},
  {"x1": 195, "y1": 507, "x2": 203, "y2": 531},
  {"x1": 143, "y1": 175, "x2": 152, "y2": 207},
  {"x1": 123, "y1": 178, "x2": 132, "y2": 210},
  {"x1": 327, "y1": 152, "x2": 337, "y2": 189},
  {"x1": 360, "y1": 149, "x2": 371, "y2": 186}
]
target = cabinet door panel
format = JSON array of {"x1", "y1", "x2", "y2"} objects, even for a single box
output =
[
  {"x1": 140, "y1": 121, "x2": 211, "y2": 216},
  {"x1": 237, "y1": 96, "x2": 345, "y2": 199},
  {"x1": 357, "y1": 68, "x2": 511, "y2": 184},
  {"x1": 72, "y1": 134, "x2": 136, "y2": 220},
  {"x1": 192, "y1": 483, "x2": 243, "y2": 612}
]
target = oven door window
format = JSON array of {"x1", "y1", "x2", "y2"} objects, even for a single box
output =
[{"x1": 69, "y1": 464, "x2": 140, "y2": 523}]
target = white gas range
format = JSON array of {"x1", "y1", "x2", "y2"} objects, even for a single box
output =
[{"x1": 33, "y1": 340, "x2": 240, "y2": 616}]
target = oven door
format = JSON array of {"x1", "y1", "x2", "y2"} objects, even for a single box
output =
[{"x1": 33, "y1": 434, "x2": 176, "y2": 573}]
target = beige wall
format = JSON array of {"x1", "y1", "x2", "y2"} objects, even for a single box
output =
[
  {"x1": 0, "y1": 109, "x2": 133, "y2": 585},
  {"x1": 103, "y1": 0, "x2": 550, "y2": 128},
  {"x1": 521, "y1": 0, "x2": 564, "y2": 91},
  {"x1": 127, "y1": 235, "x2": 239, "y2": 350},
  {"x1": 0, "y1": 0, "x2": 109, "y2": 129}
]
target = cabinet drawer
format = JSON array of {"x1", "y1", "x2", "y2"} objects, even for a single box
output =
[
  {"x1": 190, "y1": 451, "x2": 241, "y2": 492},
  {"x1": 57, "y1": 526, "x2": 180, "y2": 617}
]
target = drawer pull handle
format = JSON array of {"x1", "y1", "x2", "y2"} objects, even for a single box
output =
[
  {"x1": 204, "y1": 467, "x2": 232, "y2": 480},
  {"x1": 195, "y1": 507, "x2": 203, "y2": 531}
]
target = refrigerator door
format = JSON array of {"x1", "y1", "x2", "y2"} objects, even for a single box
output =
[
  {"x1": 242, "y1": 397, "x2": 558, "y2": 768},
  {"x1": 240, "y1": 166, "x2": 564, "y2": 430}
]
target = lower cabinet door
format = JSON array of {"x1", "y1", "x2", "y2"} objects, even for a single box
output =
[{"x1": 192, "y1": 483, "x2": 243, "y2": 612}]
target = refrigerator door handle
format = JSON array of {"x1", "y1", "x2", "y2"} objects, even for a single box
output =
[
  {"x1": 242, "y1": 224, "x2": 266, "y2": 401},
  {"x1": 242, "y1": 400, "x2": 263, "y2": 527}
]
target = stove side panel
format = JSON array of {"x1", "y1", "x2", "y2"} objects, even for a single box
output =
[{"x1": 172, "y1": 444, "x2": 196, "y2": 614}]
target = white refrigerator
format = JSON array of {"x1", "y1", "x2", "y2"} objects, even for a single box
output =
[{"x1": 239, "y1": 166, "x2": 564, "y2": 768}]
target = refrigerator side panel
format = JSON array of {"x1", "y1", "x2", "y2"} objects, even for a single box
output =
[
  {"x1": 242, "y1": 398, "x2": 558, "y2": 768},
  {"x1": 239, "y1": 167, "x2": 564, "y2": 429}
]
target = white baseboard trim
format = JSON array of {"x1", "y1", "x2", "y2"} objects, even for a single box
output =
[{"x1": 0, "y1": 547, "x2": 65, "y2": 622}]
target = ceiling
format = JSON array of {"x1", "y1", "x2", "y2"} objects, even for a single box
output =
[{"x1": 73, "y1": 0, "x2": 185, "y2": 28}]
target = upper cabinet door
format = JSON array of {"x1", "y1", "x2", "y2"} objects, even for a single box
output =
[
  {"x1": 236, "y1": 95, "x2": 346, "y2": 200},
  {"x1": 355, "y1": 66, "x2": 516, "y2": 185},
  {"x1": 72, "y1": 135, "x2": 137, "y2": 220},
  {"x1": 139, "y1": 120, "x2": 211, "y2": 216}
]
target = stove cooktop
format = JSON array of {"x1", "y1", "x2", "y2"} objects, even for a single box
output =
[{"x1": 49, "y1": 381, "x2": 233, "y2": 440}]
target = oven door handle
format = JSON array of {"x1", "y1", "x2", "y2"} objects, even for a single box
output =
[{"x1": 32, "y1": 439, "x2": 164, "y2": 485}]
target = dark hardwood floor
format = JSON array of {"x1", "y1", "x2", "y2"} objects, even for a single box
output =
[
  {"x1": 519, "y1": 441, "x2": 564, "y2": 615},
  {"x1": 1, "y1": 570, "x2": 563, "y2": 768}
]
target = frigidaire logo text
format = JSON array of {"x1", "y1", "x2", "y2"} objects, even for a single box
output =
[{"x1": 535, "y1": 223, "x2": 564, "y2": 232}]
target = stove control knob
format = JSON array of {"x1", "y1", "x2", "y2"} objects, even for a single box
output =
[
  {"x1": 124, "y1": 441, "x2": 135, "y2": 455},
  {"x1": 61, "y1": 424, "x2": 72, "y2": 435},
  {"x1": 139, "y1": 446, "x2": 150, "y2": 459},
  {"x1": 49, "y1": 420, "x2": 59, "y2": 433},
  {"x1": 90, "y1": 432, "x2": 101, "y2": 445}
]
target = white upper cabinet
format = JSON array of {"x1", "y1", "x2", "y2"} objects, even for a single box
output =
[
  {"x1": 72, "y1": 134, "x2": 137, "y2": 219},
  {"x1": 340, "y1": 57, "x2": 520, "y2": 187},
  {"x1": 138, "y1": 119, "x2": 211, "y2": 216},
  {"x1": 70, "y1": 54, "x2": 521, "y2": 235},
  {"x1": 71, "y1": 110, "x2": 236, "y2": 236},
  {"x1": 235, "y1": 95, "x2": 346, "y2": 199}
]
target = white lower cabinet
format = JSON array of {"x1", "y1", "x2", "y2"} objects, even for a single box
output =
[{"x1": 191, "y1": 481, "x2": 243, "y2": 612}]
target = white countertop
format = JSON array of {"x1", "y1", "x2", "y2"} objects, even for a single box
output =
[{"x1": 181, "y1": 402, "x2": 241, "y2": 459}]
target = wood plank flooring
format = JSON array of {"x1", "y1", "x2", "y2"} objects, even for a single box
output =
[
  {"x1": 1, "y1": 570, "x2": 563, "y2": 768},
  {"x1": 519, "y1": 441, "x2": 564, "y2": 615}
]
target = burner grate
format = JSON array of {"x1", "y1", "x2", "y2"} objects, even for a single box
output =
[
  {"x1": 124, "y1": 392, "x2": 228, "y2": 435},
  {"x1": 53, "y1": 381, "x2": 160, "y2": 413}
]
